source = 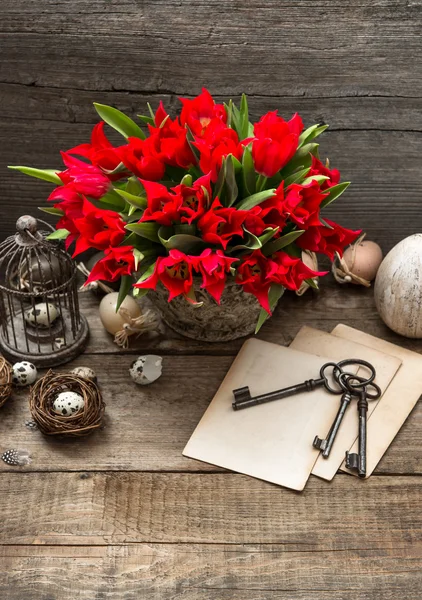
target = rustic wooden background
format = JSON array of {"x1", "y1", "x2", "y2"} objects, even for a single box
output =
[
  {"x1": 1, "y1": 1, "x2": 422, "y2": 598},
  {"x1": 0, "y1": 1, "x2": 421, "y2": 248}
]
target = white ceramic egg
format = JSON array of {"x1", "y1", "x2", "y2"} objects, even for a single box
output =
[
  {"x1": 374, "y1": 234, "x2": 422, "y2": 338},
  {"x1": 70, "y1": 366, "x2": 97, "y2": 383},
  {"x1": 12, "y1": 361, "x2": 38, "y2": 387},
  {"x1": 52, "y1": 391, "x2": 85, "y2": 416},
  {"x1": 25, "y1": 302, "x2": 58, "y2": 328},
  {"x1": 129, "y1": 355, "x2": 163, "y2": 385},
  {"x1": 99, "y1": 292, "x2": 142, "y2": 335}
]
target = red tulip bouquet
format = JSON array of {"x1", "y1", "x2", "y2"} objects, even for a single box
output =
[{"x1": 10, "y1": 89, "x2": 360, "y2": 332}]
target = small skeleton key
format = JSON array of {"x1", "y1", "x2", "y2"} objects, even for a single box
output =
[
  {"x1": 345, "y1": 388, "x2": 369, "y2": 478},
  {"x1": 313, "y1": 390, "x2": 353, "y2": 457}
]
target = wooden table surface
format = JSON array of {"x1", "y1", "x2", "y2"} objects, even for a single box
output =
[
  {"x1": 1, "y1": 1, "x2": 422, "y2": 597},
  {"x1": 0, "y1": 281, "x2": 421, "y2": 599}
]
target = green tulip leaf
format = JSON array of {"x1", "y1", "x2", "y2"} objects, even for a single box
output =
[
  {"x1": 116, "y1": 275, "x2": 133, "y2": 311},
  {"x1": 262, "y1": 230, "x2": 305, "y2": 256},
  {"x1": 255, "y1": 284, "x2": 285, "y2": 333},
  {"x1": 94, "y1": 102, "x2": 145, "y2": 140},
  {"x1": 46, "y1": 228, "x2": 70, "y2": 240},
  {"x1": 8, "y1": 166, "x2": 62, "y2": 185},
  {"x1": 38, "y1": 206, "x2": 64, "y2": 216},
  {"x1": 115, "y1": 188, "x2": 147, "y2": 210},
  {"x1": 242, "y1": 145, "x2": 256, "y2": 196},
  {"x1": 125, "y1": 222, "x2": 160, "y2": 243},
  {"x1": 320, "y1": 182, "x2": 351, "y2": 209},
  {"x1": 158, "y1": 226, "x2": 205, "y2": 252},
  {"x1": 283, "y1": 167, "x2": 311, "y2": 187},
  {"x1": 236, "y1": 188, "x2": 276, "y2": 211}
]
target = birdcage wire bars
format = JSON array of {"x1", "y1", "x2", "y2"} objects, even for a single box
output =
[{"x1": 0, "y1": 216, "x2": 89, "y2": 366}]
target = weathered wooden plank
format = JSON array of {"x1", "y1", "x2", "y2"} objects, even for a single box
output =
[
  {"x1": 0, "y1": 473, "x2": 420, "y2": 546},
  {"x1": 2, "y1": 83, "x2": 422, "y2": 130},
  {"x1": 0, "y1": 1, "x2": 420, "y2": 97},
  {"x1": 1, "y1": 121, "x2": 421, "y2": 244},
  {"x1": 1, "y1": 543, "x2": 421, "y2": 600},
  {"x1": 0, "y1": 348, "x2": 420, "y2": 474}
]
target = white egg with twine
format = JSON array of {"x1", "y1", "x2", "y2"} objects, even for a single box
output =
[
  {"x1": 98, "y1": 292, "x2": 160, "y2": 348},
  {"x1": 332, "y1": 234, "x2": 383, "y2": 287},
  {"x1": 374, "y1": 234, "x2": 422, "y2": 338}
]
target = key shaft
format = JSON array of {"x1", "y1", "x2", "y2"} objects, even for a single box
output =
[
  {"x1": 345, "y1": 390, "x2": 368, "y2": 478},
  {"x1": 232, "y1": 377, "x2": 325, "y2": 410},
  {"x1": 313, "y1": 391, "x2": 353, "y2": 458}
]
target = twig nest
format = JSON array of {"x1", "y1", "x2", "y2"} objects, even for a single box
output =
[
  {"x1": 374, "y1": 234, "x2": 422, "y2": 338},
  {"x1": 12, "y1": 361, "x2": 37, "y2": 387},
  {"x1": 99, "y1": 292, "x2": 161, "y2": 348},
  {"x1": 332, "y1": 234, "x2": 383, "y2": 287},
  {"x1": 70, "y1": 366, "x2": 97, "y2": 383},
  {"x1": 0, "y1": 356, "x2": 13, "y2": 408},
  {"x1": 129, "y1": 355, "x2": 163, "y2": 385},
  {"x1": 29, "y1": 370, "x2": 105, "y2": 437},
  {"x1": 24, "y1": 302, "x2": 59, "y2": 328}
]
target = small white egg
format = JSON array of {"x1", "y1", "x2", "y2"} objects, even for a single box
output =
[
  {"x1": 12, "y1": 362, "x2": 37, "y2": 387},
  {"x1": 70, "y1": 366, "x2": 97, "y2": 383},
  {"x1": 25, "y1": 302, "x2": 59, "y2": 328},
  {"x1": 129, "y1": 355, "x2": 163, "y2": 385},
  {"x1": 52, "y1": 391, "x2": 85, "y2": 416}
]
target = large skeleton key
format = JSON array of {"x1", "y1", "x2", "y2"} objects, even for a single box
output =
[
  {"x1": 345, "y1": 388, "x2": 369, "y2": 478},
  {"x1": 313, "y1": 390, "x2": 353, "y2": 457}
]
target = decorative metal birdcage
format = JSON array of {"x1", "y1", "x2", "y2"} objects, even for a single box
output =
[{"x1": 0, "y1": 216, "x2": 89, "y2": 367}]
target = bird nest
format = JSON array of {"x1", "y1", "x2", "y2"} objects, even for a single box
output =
[
  {"x1": 0, "y1": 355, "x2": 12, "y2": 408},
  {"x1": 29, "y1": 370, "x2": 105, "y2": 437}
]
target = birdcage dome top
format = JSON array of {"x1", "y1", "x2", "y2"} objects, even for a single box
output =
[{"x1": 0, "y1": 216, "x2": 76, "y2": 297}]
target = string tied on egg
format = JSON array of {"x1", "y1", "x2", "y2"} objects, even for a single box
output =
[
  {"x1": 332, "y1": 233, "x2": 383, "y2": 288},
  {"x1": 113, "y1": 307, "x2": 161, "y2": 349}
]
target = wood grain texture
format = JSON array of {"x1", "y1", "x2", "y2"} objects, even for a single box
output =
[
  {"x1": 0, "y1": 351, "x2": 420, "y2": 474},
  {"x1": 0, "y1": 472, "x2": 420, "y2": 546},
  {"x1": 1, "y1": 544, "x2": 421, "y2": 600}
]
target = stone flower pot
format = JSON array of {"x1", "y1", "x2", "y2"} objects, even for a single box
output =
[{"x1": 149, "y1": 277, "x2": 270, "y2": 342}]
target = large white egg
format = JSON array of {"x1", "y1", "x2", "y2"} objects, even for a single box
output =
[
  {"x1": 24, "y1": 302, "x2": 58, "y2": 328},
  {"x1": 52, "y1": 391, "x2": 85, "y2": 416},
  {"x1": 129, "y1": 355, "x2": 163, "y2": 385},
  {"x1": 374, "y1": 234, "x2": 422, "y2": 338},
  {"x1": 12, "y1": 361, "x2": 37, "y2": 387},
  {"x1": 99, "y1": 292, "x2": 141, "y2": 335}
]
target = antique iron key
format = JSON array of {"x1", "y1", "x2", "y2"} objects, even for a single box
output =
[
  {"x1": 313, "y1": 390, "x2": 353, "y2": 457},
  {"x1": 232, "y1": 359, "x2": 376, "y2": 411},
  {"x1": 345, "y1": 388, "x2": 369, "y2": 478}
]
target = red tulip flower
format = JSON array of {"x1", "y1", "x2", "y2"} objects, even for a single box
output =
[
  {"x1": 117, "y1": 137, "x2": 166, "y2": 181},
  {"x1": 280, "y1": 180, "x2": 328, "y2": 229},
  {"x1": 308, "y1": 156, "x2": 340, "y2": 190},
  {"x1": 67, "y1": 122, "x2": 127, "y2": 180},
  {"x1": 193, "y1": 118, "x2": 243, "y2": 181},
  {"x1": 140, "y1": 180, "x2": 181, "y2": 226},
  {"x1": 235, "y1": 250, "x2": 278, "y2": 313},
  {"x1": 85, "y1": 245, "x2": 136, "y2": 284},
  {"x1": 147, "y1": 107, "x2": 196, "y2": 170},
  {"x1": 172, "y1": 172, "x2": 212, "y2": 224},
  {"x1": 252, "y1": 111, "x2": 303, "y2": 177},
  {"x1": 193, "y1": 249, "x2": 237, "y2": 303},
  {"x1": 244, "y1": 195, "x2": 287, "y2": 236},
  {"x1": 269, "y1": 251, "x2": 327, "y2": 291},
  {"x1": 134, "y1": 249, "x2": 194, "y2": 301},
  {"x1": 198, "y1": 198, "x2": 248, "y2": 249},
  {"x1": 297, "y1": 219, "x2": 361, "y2": 259},
  {"x1": 71, "y1": 198, "x2": 126, "y2": 256},
  {"x1": 49, "y1": 152, "x2": 112, "y2": 203},
  {"x1": 180, "y1": 88, "x2": 227, "y2": 137}
]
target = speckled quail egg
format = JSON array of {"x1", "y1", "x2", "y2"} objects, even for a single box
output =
[
  {"x1": 52, "y1": 391, "x2": 85, "y2": 416},
  {"x1": 70, "y1": 366, "x2": 97, "y2": 383},
  {"x1": 25, "y1": 302, "x2": 58, "y2": 328},
  {"x1": 129, "y1": 355, "x2": 163, "y2": 385},
  {"x1": 12, "y1": 361, "x2": 37, "y2": 387}
]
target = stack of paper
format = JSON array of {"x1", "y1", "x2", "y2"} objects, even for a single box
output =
[{"x1": 183, "y1": 325, "x2": 421, "y2": 491}]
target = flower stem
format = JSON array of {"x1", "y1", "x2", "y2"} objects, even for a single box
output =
[{"x1": 256, "y1": 174, "x2": 267, "y2": 192}]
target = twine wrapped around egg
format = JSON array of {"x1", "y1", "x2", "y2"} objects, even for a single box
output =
[
  {"x1": 332, "y1": 234, "x2": 383, "y2": 287},
  {"x1": 0, "y1": 355, "x2": 13, "y2": 408},
  {"x1": 28, "y1": 370, "x2": 105, "y2": 437}
]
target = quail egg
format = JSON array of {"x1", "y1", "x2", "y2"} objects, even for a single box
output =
[
  {"x1": 25, "y1": 302, "x2": 58, "y2": 328},
  {"x1": 12, "y1": 361, "x2": 37, "y2": 387},
  {"x1": 52, "y1": 391, "x2": 85, "y2": 416},
  {"x1": 70, "y1": 366, "x2": 97, "y2": 383},
  {"x1": 129, "y1": 355, "x2": 163, "y2": 385}
]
